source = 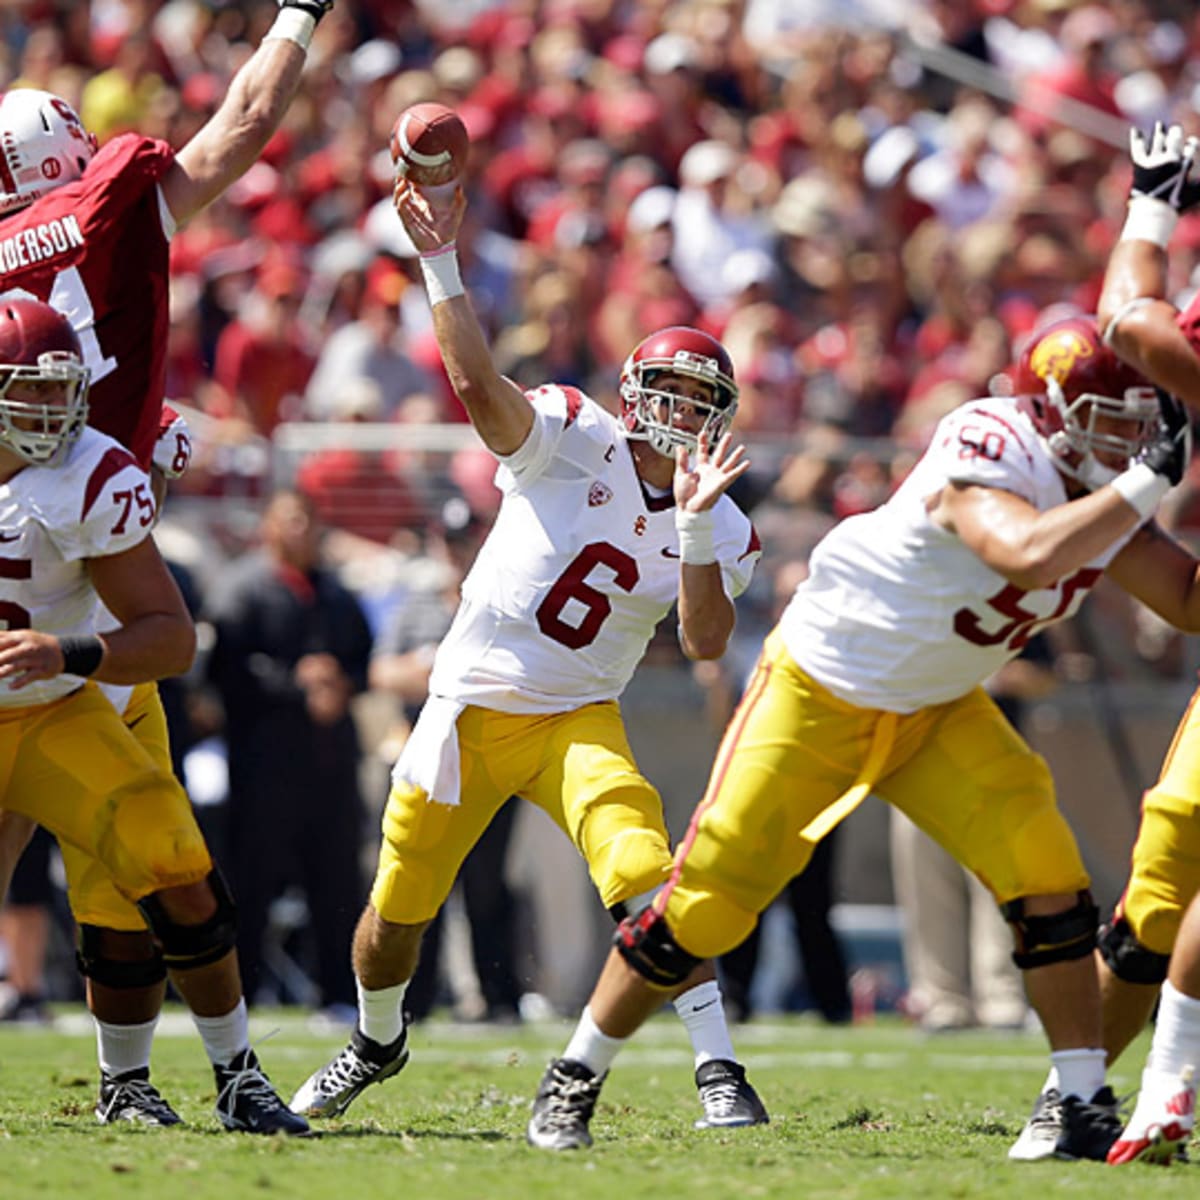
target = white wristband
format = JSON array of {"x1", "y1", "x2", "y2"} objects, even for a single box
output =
[
  {"x1": 1120, "y1": 196, "x2": 1178, "y2": 249},
  {"x1": 419, "y1": 245, "x2": 464, "y2": 306},
  {"x1": 676, "y1": 508, "x2": 716, "y2": 564},
  {"x1": 1110, "y1": 462, "x2": 1171, "y2": 520},
  {"x1": 265, "y1": 8, "x2": 316, "y2": 49}
]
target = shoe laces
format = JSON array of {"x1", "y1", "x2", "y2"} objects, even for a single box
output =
[
  {"x1": 217, "y1": 1052, "x2": 287, "y2": 1115},
  {"x1": 316, "y1": 1045, "x2": 380, "y2": 1097},
  {"x1": 537, "y1": 1064, "x2": 601, "y2": 1130},
  {"x1": 99, "y1": 1075, "x2": 176, "y2": 1123},
  {"x1": 1028, "y1": 1089, "x2": 1064, "y2": 1131},
  {"x1": 699, "y1": 1078, "x2": 745, "y2": 1119}
]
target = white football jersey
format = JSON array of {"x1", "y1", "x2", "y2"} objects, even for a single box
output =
[
  {"x1": 780, "y1": 395, "x2": 1141, "y2": 713},
  {"x1": 0, "y1": 426, "x2": 156, "y2": 707},
  {"x1": 428, "y1": 385, "x2": 760, "y2": 713}
]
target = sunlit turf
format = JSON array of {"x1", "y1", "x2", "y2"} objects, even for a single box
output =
[{"x1": 0, "y1": 1007, "x2": 1189, "y2": 1199}]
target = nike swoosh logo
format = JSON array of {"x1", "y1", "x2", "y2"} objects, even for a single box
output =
[
  {"x1": 689, "y1": 998, "x2": 718, "y2": 1013},
  {"x1": 0, "y1": 532, "x2": 20, "y2": 543},
  {"x1": 661, "y1": 547, "x2": 680, "y2": 559},
  {"x1": 126, "y1": 714, "x2": 148, "y2": 731}
]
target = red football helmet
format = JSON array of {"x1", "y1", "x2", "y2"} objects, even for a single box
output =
[
  {"x1": 1014, "y1": 314, "x2": 1162, "y2": 488},
  {"x1": 0, "y1": 89, "x2": 97, "y2": 215},
  {"x1": 619, "y1": 326, "x2": 739, "y2": 454},
  {"x1": 0, "y1": 298, "x2": 90, "y2": 465}
]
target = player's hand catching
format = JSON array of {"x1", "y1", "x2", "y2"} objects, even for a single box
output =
[
  {"x1": 674, "y1": 431, "x2": 750, "y2": 514},
  {"x1": 393, "y1": 177, "x2": 467, "y2": 255},
  {"x1": 1129, "y1": 122, "x2": 1200, "y2": 213}
]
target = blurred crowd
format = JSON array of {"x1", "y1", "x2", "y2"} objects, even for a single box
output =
[{"x1": 4, "y1": 0, "x2": 1200, "y2": 1022}]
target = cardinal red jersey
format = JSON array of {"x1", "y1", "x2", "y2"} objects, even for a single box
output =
[{"x1": 0, "y1": 134, "x2": 175, "y2": 467}]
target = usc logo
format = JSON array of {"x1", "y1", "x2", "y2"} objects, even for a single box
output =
[{"x1": 1029, "y1": 329, "x2": 1093, "y2": 383}]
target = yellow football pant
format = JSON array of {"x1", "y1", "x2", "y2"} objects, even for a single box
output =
[
  {"x1": 1116, "y1": 685, "x2": 1200, "y2": 955},
  {"x1": 661, "y1": 628, "x2": 1090, "y2": 959},
  {"x1": 372, "y1": 700, "x2": 671, "y2": 923},
  {"x1": 1, "y1": 681, "x2": 210, "y2": 917}
]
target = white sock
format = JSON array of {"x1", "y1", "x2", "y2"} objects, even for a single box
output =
[
  {"x1": 673, "y1": 980, "x2": 736, "y2": 1067},
  {"x1": 357, "y1": 978, "x2": 408, "y2": 1047},
  {"x1": 1049, "y1": 1047, "x2": 1106, "y2": 1100},
  {"x1": 562, "y1": 1005, "x2": 626, "y2": 1077},
  {"x1": 95, "y1": 1015, "x2": 157, "y2": 1077},
  {"x1": 192, "y1": 997, "x2": 249, "y2": 1067},
  {"x1": 1148, "y1": 979, "x2": 1200, "y2": 1076}
]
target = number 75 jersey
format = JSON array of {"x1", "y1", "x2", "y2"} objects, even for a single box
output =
[
  {"x1": 429, "y1": 385, "x2": 760, "y2": 714},
  {"x1": 780, "y1": 394, "x2": 1140, "y2": 714},
  {"x1": 0, "y1": 426, "x2": 156, "y2": 708}
]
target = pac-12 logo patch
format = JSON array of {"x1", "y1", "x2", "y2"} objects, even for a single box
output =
[{"x1": 588, "y1": 482, "x2": 613, "y2": 507}]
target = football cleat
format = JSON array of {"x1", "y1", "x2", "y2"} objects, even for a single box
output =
[
  {"x1": 289, "y1": 1026, "x2": 409, "y2": 1119},
  {"x1": 1107, "y1": 1066, "x2": 1195, "y2": 1165},
  {"x1": 1054, "y1": 1086, "x2": 1123, "y2": 1161},
  {"x1": 95, "y1": 1068, "x2": 183, "y2": 1127},
  {"x1": 526, "y1": 1058, "x2": 605, "y2": 1151},
  {"x1": 214, "y1": 1048, "x2": 311, "y2": 1136},
  {"x1": 694, "y1": 1059, "x2": 770, "y2": 1129},
  {"x1": 1009, "y1": 1086, "x2": 1064, "y2": 1161}
]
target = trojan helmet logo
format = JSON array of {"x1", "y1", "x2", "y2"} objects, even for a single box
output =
[{"x1": 1029, "y1": 328, "x2": 1093, "y2": 384}]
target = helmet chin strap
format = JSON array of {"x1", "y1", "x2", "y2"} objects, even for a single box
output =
[{"x1": 1047, "y1": 431, "x2": 1120, "y2": 491}]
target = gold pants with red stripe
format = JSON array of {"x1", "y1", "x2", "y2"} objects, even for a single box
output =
[
  {"x1": 1114, "y1": 685, "x2": 1200, "y2": 956},
  {"x1": 659, "y1": 628, "x2": 1090, "y2": 960},
  {"x1": 2, "y1": 681, "x2": 210, "y2": 921},
  {"x1": 371, "y1": 700, "x2": 671, "y2": 924}
]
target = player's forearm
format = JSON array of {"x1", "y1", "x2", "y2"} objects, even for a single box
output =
[
  {"x1": 167, "y1": 38, "x2": 305, "y2": 224},
  {"x1": 432, "y1": 297, "x2": 531, "y2": 455},
  {"x1": 677, "y1": 564, "x2": 735, "y2": 660},
  {"x1": 91, "y1": 615, "x2": 197, "y2": 684},
  {"x1": 1099, "y1": 239, "x2": 1168, "y2": 327}
]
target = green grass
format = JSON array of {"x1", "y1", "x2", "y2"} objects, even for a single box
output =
[{"x1": 0, "y1": 1008, "x2": 1190, "y2": 1199}]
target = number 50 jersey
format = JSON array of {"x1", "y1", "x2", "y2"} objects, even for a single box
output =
[
  {"x1": 0, "y1": 426, "x2": 156, "y2": 708},
  {"x1": 429, "y1": 385, "x2": 760, "y2": 714},
  {"x1": 781, "y1": 394, "x2": 1141, "y2": 714}
]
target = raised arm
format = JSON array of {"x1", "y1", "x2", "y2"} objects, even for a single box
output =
[
  {"x1": 1099, "y1": 123, "x2": 1200, "y2": 405},
  {"x1": 161, "y1": 1, "x2": 334, "y2": 227},
  {"x1": 393, "y1": 178, "x2": 531, "y2": 455}
]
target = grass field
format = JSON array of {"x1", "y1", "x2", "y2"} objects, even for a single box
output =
[{"x1": 0, "y1": 1007, "x2": 1191, "y2": 1199}]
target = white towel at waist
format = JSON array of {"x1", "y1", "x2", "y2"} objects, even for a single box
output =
[{"x1": 391, "y1": 695, "x2": 468, "y2": 806}]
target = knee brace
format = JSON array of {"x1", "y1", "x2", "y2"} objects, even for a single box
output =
[
  {"x1": 75, "y1": 925, "x2": 167, "y2": 990},
  {"x1": 135, "y1": 867, "x2": 237, "y2": 972},
  {"x1": 614, "y1": 904, "x2": 701, "y2": 988},
  {"x1": 1001, "y1": 890, "x2": 1098, "y2": 970},
  {"x1": 1098, "y1": 914, "x2": 1171, "y2": 985}
]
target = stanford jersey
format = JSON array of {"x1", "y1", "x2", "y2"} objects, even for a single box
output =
[
  {"x1": 782, "y1": 395, "x2": 1141, "y2": 712},
  {"x1": 0, "y1": 426, "x2": 156, "y2": 707},
  {"x1": 428, "y1": 385, "x2": 760, "y2": 713},
  {"x1": 0, "y1": 135, "x2": 175, "y2": 467}
]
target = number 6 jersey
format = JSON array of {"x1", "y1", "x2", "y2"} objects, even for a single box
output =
[
  {"x1": 780, "y1": 394, "x2": 1141, "y2": 713},
  {"x1": 0, "y1": 425, "x2": 156, "y2": 708},
  {"x1": 428, "y1": 385, "x2": 760, "y2": 714}
]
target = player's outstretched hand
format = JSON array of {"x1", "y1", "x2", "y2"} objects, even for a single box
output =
[
  {"x1": 674, "y1": 432, "x2": 750, "y2": 514},
  {"x1": 1140, "y1": 389, "x2": 1193, "y2": 487},
  {"x1": 1129, "y1": 122, "x2": 1200, "y2": 213},
  {"x1": 393, "y1": 178, "x2": 467, "y2": 255},
  {"x1": 278, "y1": 0, "x2": 335, "y2": 22}
]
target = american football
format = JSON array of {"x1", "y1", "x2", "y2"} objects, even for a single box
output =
[{"x1": 389, "y1": 102, "x2": 469, "y2": 187}]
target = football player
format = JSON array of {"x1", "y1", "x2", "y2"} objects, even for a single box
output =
[
  {"x1": 0, "y1": 0, "x2": 336, "y2": 1128},
  {"x1": 525, "y1": 312, "x2": 1200, "y2": 1159},
  {"x1": 0, "y1": 298, "x2": 306, "y2": 1133},
  {"x1": 1094, "y1": 120, "x2": 1200, "y2": 1165},
  {"x1": 289, "y1": 178, "x2": 769, "y2": 1132}
]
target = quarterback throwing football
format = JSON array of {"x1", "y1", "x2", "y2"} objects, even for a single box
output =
[{"x1": 291, "y1": 177, "x2": 768, "y2": 1134}]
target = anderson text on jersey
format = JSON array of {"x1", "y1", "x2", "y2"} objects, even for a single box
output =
[{"x1": 0, "y1": 215, "x2": 84, "y2": 273}]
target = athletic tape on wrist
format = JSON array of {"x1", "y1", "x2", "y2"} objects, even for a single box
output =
[
  {"x1": 265, "y1": 8, "x2": 316, "y2": 49},
  {"x1": 1120, "y1": 196, "x2": 1178, "y2": 249},
  {"x1": 59, "y1": 635, "x2": 104, "y2": 677},
  {"x1": 1110, "y1": 462, "x2": 1171, "y2": 520},
  {"x1": 675, "y1": 508, "x2": 716, "y2": 564},
  {"x1": 420, "y1": 245, "x2": 464, "y2": 306}
]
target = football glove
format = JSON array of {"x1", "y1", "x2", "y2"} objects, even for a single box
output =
[
  {"x1": 1129, "y1": 122, "x2": 1200, "y2": 213},
  {"x1": 1139, "y1": 389, "x2": 1192, "y2": 487},
  {"x1": 152, "y1": 405, "x2": 193, "y2": 480},
  {"x1": 278, "y1": 0, "x2": 334, "y2": 22}
]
